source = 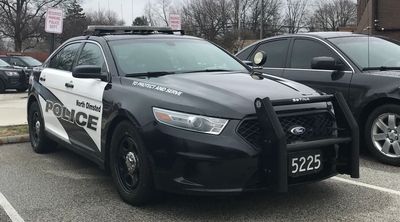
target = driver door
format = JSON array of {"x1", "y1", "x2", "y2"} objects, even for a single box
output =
[{"x1": 283, "y1": 38, "x2": 353, "y2": 98}]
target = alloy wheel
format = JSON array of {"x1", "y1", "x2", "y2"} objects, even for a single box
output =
[{"x1": 371, "y1": 113, "x2": 400, "y2": 158}]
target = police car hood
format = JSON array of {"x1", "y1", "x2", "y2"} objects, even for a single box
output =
[{"x1": 134, "y1": 72, "x2": 324, "y2": 119}]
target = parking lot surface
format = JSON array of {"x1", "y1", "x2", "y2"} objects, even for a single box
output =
[
  {"x1": 0, "y1": 143, "x2": 400, "y2": 222},
  {"x1": 0, "y1": 92, "x2": 27, "y2": 126}
]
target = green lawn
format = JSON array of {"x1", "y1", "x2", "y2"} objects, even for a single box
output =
[{"x1": 0, "y1": 125, "x2": 28, "y2": 137}]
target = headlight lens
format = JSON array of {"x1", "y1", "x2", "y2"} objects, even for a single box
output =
[
  {"x1": 5, "y1": 71, "x2": 19, "y2": 77},
  {"x1": 153, "y1": 107, "x2": 229, "y2": 135}
]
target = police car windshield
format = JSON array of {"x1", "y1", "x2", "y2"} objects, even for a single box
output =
[{"x1": 109, "y1": 38, "x2": 248, "y2": 76}]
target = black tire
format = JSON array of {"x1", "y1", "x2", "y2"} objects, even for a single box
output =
[
  {"x1": 17, "y1": 87, "x2": 28, "y2": 92},
  {"x1": 28, "y1": 101, "x2": 56, "y2": 153},
  {"x1": 0, "y1": 80, "x2": 5, "y2": 93},
  {"x1": 109, "y1": 121, "x2": 156, "y2": 206},
  {"x1": 365, "y1": 104, "x2": 400, "y2": 166}
]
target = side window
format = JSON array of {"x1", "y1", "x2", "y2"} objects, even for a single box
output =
[
  {"x1": 290, "y1": 39, "x2": 345, "y2": 69},
  {"x1": 252, "y1": 39, "x2": 289, "y2": 68},
  {"x1": 49, "y1": 43, "x2": 81, "y2": 71},
  {"x1": 236, "y1": 45, "x2": 256, "y2": 60},
  {"x1": 10, "y1": 58, "x2": 25, "y2": 67},
  {"x1": 76, "y1": 43, "x2": 106, "y2": 72}
]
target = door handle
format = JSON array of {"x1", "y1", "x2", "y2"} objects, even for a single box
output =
[
  {"x1": 39, "y1": 77, "x2": 46, "y2": 82},
  {"x1": 65, "y1": 82, "x2": 74, "y2": 88}
]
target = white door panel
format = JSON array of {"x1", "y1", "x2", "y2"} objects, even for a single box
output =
[{"x1": 39, "y1": 68, "x2": 73, "y2": 141}]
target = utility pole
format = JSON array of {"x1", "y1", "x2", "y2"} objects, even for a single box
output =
[
  {"x1": 132, "y1": 0, "x2": 134, "y2": 25},
  {"x1": 237, "y1": 0, "x2": 241, "y2": 42},
  {"x1": 260, "y1": 0, "x2": 264, "y2": 39}
]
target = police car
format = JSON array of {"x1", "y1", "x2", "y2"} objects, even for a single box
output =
[{"x1": 27, "y1": 26, "x2": 359, "y2": 205}]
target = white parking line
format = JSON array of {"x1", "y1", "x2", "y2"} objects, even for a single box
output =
[
  {"x1": 0, "y1": 192, "x2": 24, "y2": 222},
  {"x1": 332, "y1": 177, "x2": 400, "y2": 197}
]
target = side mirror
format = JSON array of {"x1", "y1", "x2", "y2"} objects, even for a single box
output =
[
  {"x1": 72, "y1": 65, "x2": 107, "y2": 81},
  {"x1": 253, "y1": 51, "x2": 267, "y2": 67},
  {"x1": 311, "y1": 57, "x2": 345, "y2": 71}
]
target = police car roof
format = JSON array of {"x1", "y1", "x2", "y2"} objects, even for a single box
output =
[{"x1": 80, "y1": 25, "x2": 201, "y2": 41}]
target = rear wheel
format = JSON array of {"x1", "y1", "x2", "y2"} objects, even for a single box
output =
[
  {"x1": 28, "y1": 101, "x2": 56, "y2": 153},
  {"x1": 365, "y1": 104, "x2": 400, "y2": 166},
  {"x1": 110, "y1": 121, "x2": 156, "y2": 206},
  {"x1": 0, "y1": 80, "x2": 5, "y2": 93},
  {"x1": 17, "y1": 87, "x2": 28, "y2": 92}
]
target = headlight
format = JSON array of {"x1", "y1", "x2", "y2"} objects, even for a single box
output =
[
  {"x1": 153, "y1": 107, "x2": 229, "y2": 135},
  {"x1": 5, "y1": 71, "x2": 19, "y2": 77}
]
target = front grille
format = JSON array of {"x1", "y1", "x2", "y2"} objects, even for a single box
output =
[{"x1": 237, "y1": 112, "x2": 335, "y2": 148}]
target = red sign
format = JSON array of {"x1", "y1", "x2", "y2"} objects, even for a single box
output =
[{"x1": 169, "y1": 14, "x2": 181, "y2": 30}]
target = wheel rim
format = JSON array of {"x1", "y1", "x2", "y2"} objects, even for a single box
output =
[
  {"x1": 115, "y1": 135, "x2": 140, "y2": 192},
  {"x1": 371, "y1": 113, "x2": 400, "y2": 158},
  {"x1": 30, "y1": 112, "x2": 40, "y2": 147}
]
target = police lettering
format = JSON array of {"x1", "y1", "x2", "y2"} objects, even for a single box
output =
[{"x1": 45, "y1": 101, "x2": 99, "y2": 131}]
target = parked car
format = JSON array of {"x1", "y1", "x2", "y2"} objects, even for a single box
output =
[
  {"x1": 0, "y1": 59, "x2": 28, "y2": 93},
  {"x1": 0, "y1": 54, "x2": 42, "y2": 75},
  {"x1": 28, "y1": 26, "x2": 358, "y2": 205},
  {"x1": 236, "y1": 32, "x2": 400, "y2": 166}
]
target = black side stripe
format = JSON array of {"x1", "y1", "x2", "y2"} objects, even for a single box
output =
[{"x1": 33, "y1": 82, "x2": 99, "y2": 152}]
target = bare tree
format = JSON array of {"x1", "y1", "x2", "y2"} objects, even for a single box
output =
[
  {"x1": 245, "y1": 0, "x2": 282, "y2": 38},
  {"x1": 86, "y1": 10, "x2": 125, "y2": 26},
  {"x1": 312, "y1": 0, "x2": 356, "y2": 31},
  {"x1": 144, "y1": 2, "x2": 156, "y2": 26},
  {"x1": 182, "y1": 0, "x2": 234, "y2": 49},
  {"x1": 284, "y1": 0, "x2": 308, "y2": 34},
  {"x1": 0, "y1": 0, "x2": 70, "y2": 52}
]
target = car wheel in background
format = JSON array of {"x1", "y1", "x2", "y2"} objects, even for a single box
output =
[
  {"x1": 365, "y1": 104, "x2": 400, "y2": 166},
  {"x1": 28, "y1": 101, "x2": 56, "y2": 153},
  {"x1": 0, "y1": 80, "x2": 5, "y2": 93},
  {"x1": 110, "y1": 120, "x2": 156, "y2": 206},
  {"x1": 17, "y1": 87, "x2": 28, "y2": 92}
]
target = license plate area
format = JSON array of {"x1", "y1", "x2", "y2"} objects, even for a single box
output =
[{"x1": 289, "y1": 150, "x2": 323, "y2": 177}]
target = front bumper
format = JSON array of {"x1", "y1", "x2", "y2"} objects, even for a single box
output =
[
  {"x1": 144, "y1": 93, "x2": 359, "y2": 194},
  {"x1": 4, "y1": 71, "x2": 28, "y2": 89}
]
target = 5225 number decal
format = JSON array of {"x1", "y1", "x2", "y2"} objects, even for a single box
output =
[{"x1": 289, "y1": 151, "x2": 322, "y2": 177}]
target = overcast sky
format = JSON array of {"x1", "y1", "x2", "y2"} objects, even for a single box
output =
[{"x1": 81, "y1": 0, "x2": 180, "y2": 25}]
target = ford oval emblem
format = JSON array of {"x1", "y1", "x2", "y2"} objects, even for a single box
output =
[{"x1": 290, "y1": 126, "x2": 306, "y2": 135}]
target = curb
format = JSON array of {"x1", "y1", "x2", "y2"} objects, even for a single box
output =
[{"x1": 0, "y1": 134, "x2": 30, "y2": 145}]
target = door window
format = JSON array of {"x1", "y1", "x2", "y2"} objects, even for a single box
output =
[
  {"x1": 49, "y1": 43, "x2": 81, "y2": 71},
  {"x1": 10, "y1": 58, "x2": 25, "y2": 67},
  {"x1": 290, "y1": 39, "x2": 343, "y2": 69},
  {"x1": 76, "y1": 43, "x2": 106, "y2": 72},
  {"x1": 236, "y1": 45, "x2": 256, "y2": 60},
  {"x1": 252, "y1": 39, "x2": 289, "y2": 68}
]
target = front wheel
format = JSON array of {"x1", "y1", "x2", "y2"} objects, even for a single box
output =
[
  {"x1": 28, "y1": 101, "x2": 56, "y2": 153},
  {"x1": 109, "y1": 121, "x2": 156, "y2": 206},
  {"x1": 365, "y1": 104, "x2": 400, "y2": 166}
]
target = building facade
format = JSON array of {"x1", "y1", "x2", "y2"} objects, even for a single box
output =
[{"x1": 357, "y1": 0, "x2": 400, "y2": 40}]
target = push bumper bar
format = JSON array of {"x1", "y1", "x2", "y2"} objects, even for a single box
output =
[{"x1": 254, "y1": 93, "x2": 359, "y2": 192}]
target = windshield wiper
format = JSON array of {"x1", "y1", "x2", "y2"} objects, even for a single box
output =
[
  {"x1": 362, "y1": 66, "x2": 400, "y2": 71},
  {"x1": 183, "y1": 69, "x2": 239, "y2": 74},
  {"x1": 125, "y1": 71, "x2": 175, "y2": 77}
]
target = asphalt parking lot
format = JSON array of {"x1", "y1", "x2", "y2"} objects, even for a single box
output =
[{"x1": 0, "y1": 143, "x2": 399, "y2": 222}]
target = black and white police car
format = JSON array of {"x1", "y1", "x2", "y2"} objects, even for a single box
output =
[{"x1": 27, "y1": 26, "x2": 359, "y2": 205}]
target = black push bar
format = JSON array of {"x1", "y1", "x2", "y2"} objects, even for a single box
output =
[{"x1": 254, "y1": 93, "x2": 359, "y2": 192}]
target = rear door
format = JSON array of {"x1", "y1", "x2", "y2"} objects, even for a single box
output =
[
  {"x1": 283, "y1": 38, "x2": 353, "y2": 97},
  {"x1": 248, "y1": 38, "x2": 290, "y2": 77}
]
